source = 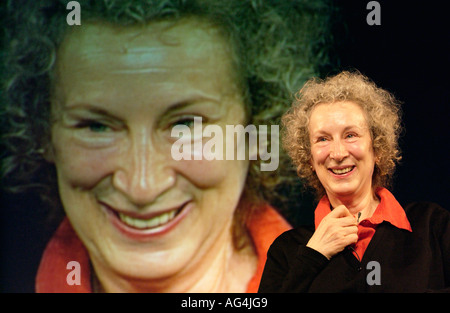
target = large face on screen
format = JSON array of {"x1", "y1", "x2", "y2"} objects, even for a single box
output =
[{"x1": 48, "y1": 19, "x2": 249, "y2": 282}]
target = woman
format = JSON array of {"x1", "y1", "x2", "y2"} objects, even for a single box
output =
[
  {"x1": 0, "y1": 1, "x2": 333, "y2": 292},
  {"x1": 258, "y1": 71, "x2": 450, "y2": 292}
]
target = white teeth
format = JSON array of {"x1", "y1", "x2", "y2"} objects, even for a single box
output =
[
  {"x1": 118, "y1": 210, "x2": 177, "y2": 229},
  {"x1": 331, "y1": 167, "x2": 353, "y2": 175}
]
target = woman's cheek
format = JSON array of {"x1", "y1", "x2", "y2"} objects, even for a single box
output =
[
  {"x1": 311, "y1": 146, "x2": 328, "y2": 165},
  {"x1": 176, "y1": 132, "x2": 249, "y2": 188},
  {"x1": 348, "y1": 143, "x2": 367, "y2": 160},
  {"x1": 175, "y1": 158, "x2": 236, "y2": 188},
  {"x1": 55, "y1": 144, "x2": 116, "y2": 189}
]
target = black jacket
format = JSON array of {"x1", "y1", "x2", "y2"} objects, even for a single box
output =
[{"x1": 258, "y1": 202, "x2": 450, "y2": 292}]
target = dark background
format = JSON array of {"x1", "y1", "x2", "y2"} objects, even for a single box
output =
[
  {"x1": 333, "y1": 1, "x2": 449, "y2": 210},
  {"x1": 1, "y1": 1, "x2": 449, "y2": 292}
]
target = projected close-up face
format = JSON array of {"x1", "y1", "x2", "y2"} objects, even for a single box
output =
[
  {"x1": 47, "y1": 19, "x2": 252, "y2": 290},
  {"x1": 3, "y1": 0, "x2": 338, "y2": 293}
]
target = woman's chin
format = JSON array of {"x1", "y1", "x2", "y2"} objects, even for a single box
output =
[
  {"x1": 98, "y1": 252, "x2": 190, "y2": 281},
  {"x1": 326, "y1": 186, "x2": 359, "y2": 199}
]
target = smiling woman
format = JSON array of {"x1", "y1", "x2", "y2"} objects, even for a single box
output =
[
  {"x1": 47, "y1": 20, "x2": 254, "y2": 291},
  {"x1": 1, "y1": 0, "x2": 334, "y2": 292},
  {"x1": 258, "y1": 71, "x2": 450, "y2": 293},
  {"x1": 282, "y1": 71, "x2": 403, "y2": 200}
]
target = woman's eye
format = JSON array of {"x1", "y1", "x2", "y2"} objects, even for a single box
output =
[
  {"x1": 75, "y1": 120, "x2": 110, "y2": 133},
  {"x1": 172, "y1": 116, "x2": 203, "y2": 129},
  {"x1": 174, "y1": 119, "x2": 195, "y2": 127},
  {"x1": 89, "y1": 122, "x2": 109, "y2": 133}
]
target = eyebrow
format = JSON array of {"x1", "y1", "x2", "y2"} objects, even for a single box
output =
[
  {"x1": 159, "y1": 96, "x2": 224, "y2": 118},
  {"x1": 342, "y1": 125, "x2": 365, "y2": 132},
  {"x1": 62, "y1": 95, "x2": 223, "y2": 122},
  {"x1": 61, "y1": 104, "x2": 125, "y2": 123},
  {"x1": 164, "y1": 100, "x2": 198, "y2": 112},
  {"x1": 64, "y1": 98, "x2": 198, "y2": 113}
]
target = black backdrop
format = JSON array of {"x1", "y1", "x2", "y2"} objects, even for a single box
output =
[
  {"x1": 334, "y1": 1, "x2": 449, "y2": 210},
  {"x1": 1, "y1": 0, "x2": 449, "y2": 292}
]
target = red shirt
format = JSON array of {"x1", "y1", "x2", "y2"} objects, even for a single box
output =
[
  {"x1": 35, "y1": 204, "x2": 291, "y2": 293},
  {"x1": 314, "y1": 187, "x2": 412, "y2": 260}
]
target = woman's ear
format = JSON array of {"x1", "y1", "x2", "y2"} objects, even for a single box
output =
[
  {"x1": 374, "y1": 153, "x2": 381, "y2": 165},
  {"x1": 309, "y1": 158, "x2": 315, "y2": 172}
]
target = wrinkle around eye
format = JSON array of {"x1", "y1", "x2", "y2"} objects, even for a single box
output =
[
  {"x1": 74, "y1": 120, "x2": 112, "y2": 133},
  {"x1": 70, "y1": 135, "x2": 118, "y2": 150},
  {"x1": 314, "y1": 136, "x2": 329, "y2": 144},
  {"x1": 66, "y1": 121, "x2": 124, "y2": 148}
]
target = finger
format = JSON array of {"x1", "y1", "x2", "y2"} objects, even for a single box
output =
[
  {"x1": 336, "y1": 216, "x2": 358, "y2": 226},
  {"x1": 329, "y1": 205, "x2": 353, "y2": 218},
  {"x1": 344, "y1": 233, "x2": 358, "y2": 245},
  {"x1": 342, "y1": 225, "x2": 358, "y2": 236}
]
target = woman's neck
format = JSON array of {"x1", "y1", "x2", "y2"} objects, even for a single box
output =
[{"x1": 328, "y1": 188, "x2": 380, "y2": 221}]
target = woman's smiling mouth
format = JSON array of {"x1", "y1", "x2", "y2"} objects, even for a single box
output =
[
  {"x1": 118, "y1": 209, "x2": 179, "y2": 230},
  {"x1": 101, "y1": 201, "x2": 192, "y2": 240},
  {"x1": 329, "y1": 166, "x2": 355, "y2": 175}
]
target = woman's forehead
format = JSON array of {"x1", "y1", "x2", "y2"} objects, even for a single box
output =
[
  {"x1": 56, "y1": 19, "x2": 230, "y2": 73},
  {"x1": 309, "y1": 101, "x2": 369, "y2": 131},
  {"x1": 52, "y1": 19, "x2": 242, "y2": 107}
]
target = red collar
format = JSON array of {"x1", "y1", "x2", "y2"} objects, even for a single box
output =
[
  {"x1": 314, "y1": 187, "x2": 412, "y2": 232},
  {"x1": 36, "y1": 205, "x2": 291, "y2": 292},
  {"x1": 35, "y1": 219, "x2": 91, "y2": 293}
]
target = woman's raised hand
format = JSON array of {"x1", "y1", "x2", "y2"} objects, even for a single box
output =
[{"x1": 306, "y1": 205, "x2": 358, "y2": 260}]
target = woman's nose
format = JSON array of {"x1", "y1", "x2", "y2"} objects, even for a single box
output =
[
  {"x1": 112, "y1": 133, "x2": 176, "y2": 206},
  {"x1": 329, "y1": 139, "x2": 349, "y2": 161}
]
